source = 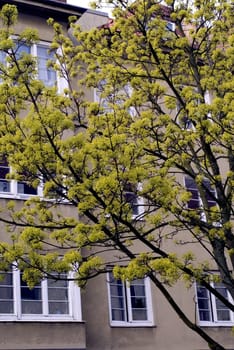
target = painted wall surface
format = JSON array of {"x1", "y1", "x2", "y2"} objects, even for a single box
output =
[
  {"x1": 0, "y1": 322, "x2": 86, "y2": 349},
  {"x1": 82, "y1": 274, "x2": 234, "y2": 350}
]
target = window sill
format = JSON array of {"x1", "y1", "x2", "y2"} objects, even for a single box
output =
[
  {"x1": 0, "y1": 316, "x2": 82, "y2": 322},
  {"x1": 199, "y1": 322, "x2": 234, "y2": 327},
  {"x1": 110, "y1": 322, "x2": 155, "y2": 328},
  {"x1": 0, "y1": 193, "x2": 38, "y2": 200},
  {"x1": 0, "y1": 192, "x2": 71, "y2": 204}
]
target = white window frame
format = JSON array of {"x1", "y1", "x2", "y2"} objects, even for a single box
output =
[
  {"x1": 195, "y1": 282, "x2": 234, "y2": 326},
  {"x1": 184, "y1": 176, "x2": 217, "y2": 222},
  {"x1": 176, "y1": 100, "x2": 195, "y2": 131},
  {"x1": 107, "y1": 273, "x2": 154, "y2": 327},
  {"x1": 94, "y1": 82, "x2": 136, "y2": 117},
  {"x1": 166, "y1": 21, "x2": 175, "y2": 32},
  {"x1": 0, "y1": 161, "x2": 43, "y2": 199},
  {"x1": 124, "y1": 183, "x2": 145, "y2": 219},
  {"x1": 0, "y1": 267, "x2": 82, "y2": 322},
  {"x1": 4, "y1": 37, "x2": 67, "y2": 92}
]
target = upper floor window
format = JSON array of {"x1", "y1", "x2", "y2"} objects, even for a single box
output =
[
  {"x1": 15, "y1": 41, "x2": 57, "y2": 87},
  {"x1": 0, "y1": 158, "x2": 39, "y2": 197},
  {"x1": 165, "y1": 21, "x2": 175, "y2": 32},
  {"x1": 0, "y1": 40, "x2": 57, "y2": 87},
  {"x1": 107, "y1": 272, "x2": 153, "y2": 326},
  {"x1": 176, "y1": 101, "x2": 195, "y2": 130},
  {"x1": 0, "y1": 267, "x2": 81, "y2": 321},
  {"x1": 36, "y1": 45, "x2": 57, "y2": 87},
  {"x1": 184, "y1": 176, "x2": 216, "y2": 210},
  {"x1": 94, "y1": 81, "x2": 136, "y2": 117},
  {"x1": 196, "y1": 282, "x2": 234, "y2": 326},
  {"x1": 0, "y1": 156, "x2": 10, "y2": 193},
  {"x1": 124, "y1": 183, "x2": 144, "y2": 218}
]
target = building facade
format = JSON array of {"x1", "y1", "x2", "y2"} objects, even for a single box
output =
[{"x1": 0, "y1": 1, "x2": 233, "y2": 350}]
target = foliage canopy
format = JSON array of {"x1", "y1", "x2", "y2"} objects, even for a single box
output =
[{"x1": 0, "y1": 1, "x2": 233, "y2": 349}]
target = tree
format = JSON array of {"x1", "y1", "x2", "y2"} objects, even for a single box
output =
[{"x1": 0, "y1": 1, "x2": 233, "y2": 349}]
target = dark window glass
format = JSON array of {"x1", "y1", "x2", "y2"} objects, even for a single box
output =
[
  {"x1": 0, "y1": 156, "x2": 10, "y2": 192},
  {"x1": 184, "y1": 177, "x2": 200, "y2": 209},
  {"x1": 17, "y1": 182, "x2": 37, "y2": 195},
  {"x1": 48, "y1": 275, "x2": 69, "y2": 315},
  {"x1": 20, "y1": 275, "x2": 42, "y2": 314},
  {"x1": 197, "y1": 285, "x2": 211, "y2": 321},
  {"x1": 0, "y1": 272, "x2": 14, "y2": 313}
]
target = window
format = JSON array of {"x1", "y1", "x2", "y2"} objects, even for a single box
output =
[
  {"x1": 165, "y1": 21, "x2": 175, "y2": 32},
  {"x1": 124, "y1": 183, "x2": 144, "y2": 217},
  {"x1": 184, "y1": 176, "x2": 216, "y2": 210},
  {"x1": 176, "y1": 101, "x2": 195, "y2": 130},
  {"x1": 196, "y1": 282, "x2": 234, "y2": 325},
  {"x1": 0, "y1": 157, "x2": 40, "y2": 197},
  {"x1": 107, "y1": 272, "x2": 153, "y2": 326},
  {"x1": 0, "y1": 40, "x2": 57, "y2": 87},
  {"x1": 94, "y1": 82, "x2": 136, "y2": 117},
  {"x1": 0, "y1": 268, "x2": 81, "y2": 321},
  {"x1": 15, "y1": 41, "x2": 57, "y2": 87},
  {"x1": 36, "y1": 45, "x2": 57, "y2": 87},
  {"x1": 0, "y1": 156, "x2": 10, "y2": 193}
]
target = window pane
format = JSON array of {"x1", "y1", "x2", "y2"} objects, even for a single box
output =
[
  {"x1": 0, "y1": 272, "x2": 14, "y2": 313},
  {"x1": 130, "y1": 279, "x2": 148, "y2": 321},
  {"x1": 112, "y1": 308, "x2": 125, "y2": 321},
  {"x1": 109, "y1": 273, "x2": 126, "y2": 321},
  {"x1": 17, "y1": 182, "x2": 37, "y2": 195},
  {"x1": 111, "y1": 295, "x2": 125, "y2": 309},
  {"x1": 21, "y1": 300, "x2": 42, "y2": 314},
  {"x1": 132, "y1": 309, "x2": 147, "y2": 320},
  {"x1": 48, "y1": 276, "x2": 69, "y2": 315},
  {"x1": 15, "y1": 43, "x2": 30, "y2": 60},
  {"x1": 0, "y1": 157, "x2": 10, "y2": 192},
  {"x1": 37, "y1": 46, "x2": 56, "y2": 86},
  {"x1": 185, "y1": 177, "x2": 200, "y2": 209},
  {"x1": 196, "y1": 285, "x2": 211, "y2": 321},
  {"x1": 124, "y1": 192, "x2": 139, "y2": 215},
  {"x1": 110, "y1": 282, "x2": 124, "y2": 297},
  {"x1": 0, "y1": 50, "x2": 6, "y2": 64},
  {"x1": 214, "y1": 283, "x2": 231, "y2": 321},
  {"x1": 203, "y1": 179, "x2": 216, "y2": 208},
  {"x1": 49, "y1": 301, "x2": 69, "y2": 315},
  {"x1": 21, "y1": 276, "x2": 42, "y2": 314}
]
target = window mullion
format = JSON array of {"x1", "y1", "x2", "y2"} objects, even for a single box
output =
[
  {"x1": 42, "y1": 279, "x2": 48, "y2": 316},
  {"x1": 126, "y1": 282, "x2": 132, "y2": 322},
  {"x1": 13, "y1": 267, "x2": 22, "y2": 319}
]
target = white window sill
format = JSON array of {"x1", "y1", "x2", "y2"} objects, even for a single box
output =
[
  {"x1": 0, "y1": 192, "x2": 71, "y2": 204},
  {"x1": 0, "y1": 192, "x2": 37, "y2": 200},
  {"x1": 0, "y1": 315, "x2": 82, "y2": 322},
  {"x1": 110, "y1": 321, "x2": 155, "y2": 328},
  {"x1": 199, "y1": 321, "x2": 234, "y2": 327}
]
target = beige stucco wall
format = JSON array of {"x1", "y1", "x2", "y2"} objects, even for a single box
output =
[
  {"x1": 0, "y1": 322, "x2": 86, "y2": 349},
  {"x1": 82, "y1": 274, "x2": 234, "y2": 350}
]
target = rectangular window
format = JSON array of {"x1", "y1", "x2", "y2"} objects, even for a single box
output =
[
  {"x1": 0, "y1": 157, "x2": 38, "y2": 197},
  {"x1": 184, "y1": 176, "x2": 216, "y2": 210},
  {"x1": 196, "y1": 282, "x2": 234, "y2": 325},
  {"x1": 176, "y1": 101, "x2": 195, "y2": 130},
  {"x1": 17, "y1": 181, "x2": 38, "y2": 196},
  {"x1": 0, "y1": 271, "x2": 14, "y2": 314},
  {"x1": 107, "y1": 272, "x2": 153, "y2": 326},
  {"x1": 166, "y1": 21, "x2": 175, "y2": 31},
  {"x1": 13, "y1": 40, "x2": 57, "y2": 87},
  {"x1": 0, "y1": 268, "x2": 81, "y2": 321},
  {"x1": 37, "y1": 45, "x2": 57, "y2": 87},
  {"x1": 124, "y1": 183, "x2": 144, "y2": 217},
  {"x1": 0, "y1": 156, "x2": 10, "y2": 193}
]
